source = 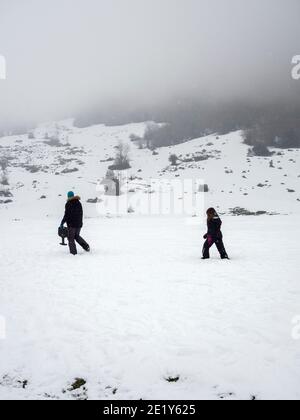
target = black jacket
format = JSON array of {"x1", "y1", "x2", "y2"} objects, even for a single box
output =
[
  {"x1": 61, "y1": 196, "x2": 83, "y2": 228},
  {"x1": 207, "y1": 215, "x2": 223, "y2": 239}
]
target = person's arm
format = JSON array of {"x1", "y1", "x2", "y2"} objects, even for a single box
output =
[
  {"x1": 215, "y1": 218, "x2": 222, "y2": 236},
  {"x1": 60, "y1": 204, "x2": 68, "y2": 227},
  {"x1": 203, "y1": 220, "x2": 209, "y2": 239},
  {"x1": 79, "y1": 201, "x2": 83, "y2": 225}
]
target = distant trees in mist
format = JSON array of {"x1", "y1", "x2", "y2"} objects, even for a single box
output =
[
  {"x1": 77, "y1": 98, "x2": 300, "y2": 154},
  {"x1": 141, "y1": 101, "x2": 300, "y2": 154},
  {"x1": 243, "y1": 104, "x2": 300, "y2": 153}
]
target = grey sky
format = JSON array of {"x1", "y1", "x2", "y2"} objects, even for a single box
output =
[{"x1": 0, "y1": 0, "x2": 299, "y2": 128}]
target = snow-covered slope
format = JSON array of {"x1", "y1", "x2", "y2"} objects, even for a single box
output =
[{"x1": 0, "y1": 120, "x2": 299, "y2": 219}]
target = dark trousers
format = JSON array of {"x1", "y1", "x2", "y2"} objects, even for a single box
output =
[
  {"x1": 203, "y1": 236, "x2": 228, "y2": 259},
  {"x1": 68, "y1": 228, "x2": 89, "y2": 255}
]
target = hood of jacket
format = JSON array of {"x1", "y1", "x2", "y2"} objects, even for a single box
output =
[{"x1": 67, "y1": 195, "x2": 81, "y2": 202}]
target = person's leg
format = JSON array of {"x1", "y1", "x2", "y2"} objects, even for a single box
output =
[
  {"x1": 75, "y1": 229, "x2": 90, "y2": 252},
  {"x1": 215, "y1": 239, "x2": 229, "y2": 259},
  {"x1": 202, "y1": 236, "x2": 214, "y2": 259},
  {"x1": 68, "y1": 227, "x2": 77, "y2": 255}
]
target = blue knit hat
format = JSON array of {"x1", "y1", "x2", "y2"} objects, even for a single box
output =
[{"x1": 67, "y1": 191, "x2": 75, "y2": 199}]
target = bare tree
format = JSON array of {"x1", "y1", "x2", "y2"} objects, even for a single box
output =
[
  {"x1": 169, "y1": 154, "x2": 179, "y2": 166},
  {"x1": 109, "y1": 142, "x2": 131, "y2": 170},
  {"x1": 0, "y1": 157, "x2": 9, "y2": 186}
]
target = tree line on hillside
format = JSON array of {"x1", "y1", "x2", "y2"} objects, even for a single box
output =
[
  {"x1": 75, "y1": 99, "x2": 300, "y2": 156},
  {"x1": 2, "y1": 99, "x2": 300, "y2": 157}
]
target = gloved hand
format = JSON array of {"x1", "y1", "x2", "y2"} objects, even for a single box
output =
[{"x1": 203, "y1": 233, "x2": 208, "y2": 239}]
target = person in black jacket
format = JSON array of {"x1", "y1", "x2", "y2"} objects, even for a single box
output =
[
  {"x1": 202, "y1": 208, "x2": 229, "y2": 260},
  {"x1": 60, "y1": 191, "x2": 90, "y2": 255}
]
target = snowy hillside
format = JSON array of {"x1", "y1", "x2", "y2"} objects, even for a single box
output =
[
  {"x1": 1, "y1": 121, "x2": 300, "y2": 400},
  {"x1": 0, "y1": 119, "x2": 300, "y2": 219}
]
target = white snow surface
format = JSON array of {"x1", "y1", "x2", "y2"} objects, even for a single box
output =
[{"x1": 1, "y1": 121, "x2": 300, "y2": 400}]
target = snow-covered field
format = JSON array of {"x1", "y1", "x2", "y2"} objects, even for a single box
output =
[
  {"x1": 1, "y1": 215, "x2": 300, "y2": 400},
  {"x1": 1, "y1": 121, "x2": 300, "y2": 400}
]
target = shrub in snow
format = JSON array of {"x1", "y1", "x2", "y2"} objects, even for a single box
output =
[
  {"x1": 194, "y1": 154, "x2": 209, "y2": 162},
  {"x1": 106, "y1": 169, "x2": 116, "y2": 180},
  {"x1": 252, "y1": 143, "x2": 273, "y2": 157},
  {"x1": 165, "y1": 376, "x2": 180, "y2": 383},
  {"x1": 0, "y1": 157, "x2": 8, "y2": 171},
  {"x1": 0, "y1": 173, "x2": 9, "y2": 186},
  {"x1": 45, "y1": 137, "x2": 63, "y2": 147},
  {"x1": 229, "y1": 207, "x2": 268, "y2": 216},
  {"x1": 169, "y1": 154, "x2": 179, "y2": 166},
  {"x1": 69, "y1": 378, "x2": 86, "y2": 391},
  {"x1": 0, "y1": 189, "x2": 13, "y2": 197},
  {"x1": 244, "y1": 128, "x2": 273, "y2": 156},
  {"x1": 61, "y1": 168, "x2": 79, "y2": 174},
  {"x1": 25, "y1": 165, "x2": 41, "y2": 173}
]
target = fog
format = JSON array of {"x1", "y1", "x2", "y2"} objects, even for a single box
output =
[{"x1": 0, "y1": 0, "x2": 299, "y2": 130}]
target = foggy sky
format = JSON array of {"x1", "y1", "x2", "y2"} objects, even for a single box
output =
[{"x1": 0, "y1": 0, "x2": 300, "y2": 129}]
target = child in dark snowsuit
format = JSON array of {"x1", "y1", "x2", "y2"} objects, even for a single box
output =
[
  {"x1": 60, "y1": 191, "x2": 90, "y2": 255},
  {"x1": 202, "y1": 208, "x2": 229, "y2": 260}
]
